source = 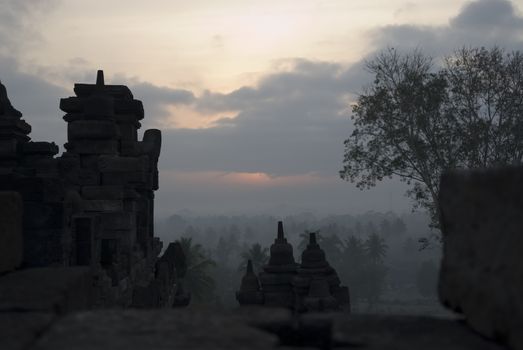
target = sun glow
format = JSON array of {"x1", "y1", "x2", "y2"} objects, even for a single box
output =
[{"x1": 158, "y1": 105, "x2": 239, "y2": 129}]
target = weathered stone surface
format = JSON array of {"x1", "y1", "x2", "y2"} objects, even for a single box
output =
[
  {"x1": 23, "y1": 229, "x2": 64, "y2": 267},
  {"x1": 0, "y1": 192, "x2": 23, "y2": 274},
  {"x1": 81, "y1": 185, "x2": 124, "y2": 200},
  {"x1": 0, "y1": 73, "x2": 167, "y2": 309},
  {"x1": 32, "y1": 309, "x2": 279, "y2": 350},
  {"x1": 0, "y1": 267, "x2": 92, "y2": 313},
  {"x1": 24, "y1": 202, "x2": 63, "y2": 229},
  {"x1": 0, "y1": 139, "x2": 18, "y2": 158},
  {"x1": 439, "y1": 167, "x2": 523, "y2": 350},
  {"x1": 21, "y1": 142, "x2": 59, "y2": 156},
  {"x1": 68, "y1": 120, "x2": 119, "y2": 140},
  {"x1": 101, "y1": 171, "x2": 147, "y2": 186},
  {"x1": 65, "y1": 139, "x2": 118, "y2": 155},
  {"x1": 0, "y1": 312, "x2": 56, "y2": 350},
  {"x1": 82, "y1": 200, "x2": 123, "y2": 212},
  {"x1": 99, "y1": 155, "x2": 146, "y2": 172},
  {"x1": 100, "y1": 212, "x2": 135, "y2": 230}
]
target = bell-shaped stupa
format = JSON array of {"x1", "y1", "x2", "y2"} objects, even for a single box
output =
[
  {"x1": 258, "y1": 221, "x2": 298, "y2": 308},
  {"x1": 293, "y1": 232, "x2": 350, "y2": 312},
  {"x1": 236, "y1": 260, "x2": 264, "y2": 305}
]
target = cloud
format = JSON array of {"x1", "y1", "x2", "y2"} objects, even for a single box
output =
[
  {"x1": 0, "y1": 57, "x2": 69, "y2": 145},
  {"x1": 2, "y1": 0, "x2": 522, "y2": 216},
  {"x1": 130, "y1": 82, "x2": 195, "y2": 121},
  {"x1": 0, "y1": 0, "x2": 60, "y2": 55},
  {"x1": 450, "y1": 0, "x2": 523, "y2": 30},
  {"x1": 370, "y1": 0, "x2": 523, "y2": 55},
  {"x1": 0, "y1": 1, "x2": 67, "y2": 145},
  {"x1": 155, "y1": 58, "x2": 371, "y2": 177}
]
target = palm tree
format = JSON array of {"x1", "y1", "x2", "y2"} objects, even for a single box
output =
[
  {"x1": 363, "y1": 232, "x2": 388, "y2": 264},
  {"x1": 179, "y1": 237, "x2": 216, "y2": 302},
  {"x1": 239, "y1": 243, "x2": 269, "y2": 273}
]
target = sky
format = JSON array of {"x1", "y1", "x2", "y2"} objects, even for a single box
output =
[{"x1": 1, "y1": 0, "x2": 523, "y2": 218}]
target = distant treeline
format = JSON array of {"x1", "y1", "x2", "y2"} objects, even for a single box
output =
[{"x1": 155, "y1": 211, "x2": 441, "y2": 311}]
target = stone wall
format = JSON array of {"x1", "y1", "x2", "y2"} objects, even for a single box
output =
[{"x1": 439, "y1": 166, "x2": 523, "y2": 350}]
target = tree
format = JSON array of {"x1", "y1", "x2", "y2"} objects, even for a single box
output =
[
  {"x1": 239, "y1": 243, "x2": 269, "y2": 273},
  {"x1": 340, "y1": 234, "x2": 388, "y2": 308},
  {"x1": 340, "y1": 47, "x2": 523, "y2": 234},
  {"x1": 179, "y1": 237, "x2": 216, "y2": 302},
  {"x1": 363, "y1": 233, "x2": 388, "y2": 264}
]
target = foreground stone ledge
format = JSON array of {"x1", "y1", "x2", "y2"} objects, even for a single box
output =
[
  {"x1": 439, "y1": 167, "x2": 523, "y2": 350},
  {"x1": 31, "y1": 309, "x2": 280, "y2": 350},
  {"x1": 13, "y1": 308, "x2": 504, "y2": 350},
  {"x1": 0, "y1": 267, "x2": 92, "y2": 313}
]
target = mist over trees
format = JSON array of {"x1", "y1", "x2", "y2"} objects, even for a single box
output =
[
  {"x1": 156, "y1": 211, "x2": 441, "y2": 312},
  {"x1": 340, "y1": 47, "x2": 523, "y2": 238}
]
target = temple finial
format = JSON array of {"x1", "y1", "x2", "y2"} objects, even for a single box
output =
[
  {"x1": 277, "y1": 221, "x2": 284, "y2": 240},
  {"x1": 96, "y1": 70, "x2": 104, "y2": 86},
  {"x1": 247, "y1": 260, "x2": 253, "y2": 273},
  {"x1": 309, "y1": 232, "x2": 317, "y2": 245}
]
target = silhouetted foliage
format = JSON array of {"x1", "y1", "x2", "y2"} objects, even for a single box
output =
[
  {"x1": 364, "y1": 233, "x2": 388, "y2": 264},
  {"x1": 239, "y1": 243, "x2": 269, "y2": 273},
  {"x1": 179, "y1": 237, "x2": 216, "y2": 302},
  {"x1": 339, "y1": 233, "x2": 388, "y2": 308},
  {"x1": 341, "y1": 47, "x2": 523, "y2": 236}
]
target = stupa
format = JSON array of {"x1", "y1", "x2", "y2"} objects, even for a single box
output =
[
  {"x1": 236, "y1": 260, "x2": 264, "y2": 305},
  {"x1": 293, "y1": 232, "x2": 350, "y2": 312},
  {"x1": 258, "y1": 221, "x2": 298, "y2": 308},
  {"x1": 236, "y1": 222, "x2": 350, "y2": 313}
]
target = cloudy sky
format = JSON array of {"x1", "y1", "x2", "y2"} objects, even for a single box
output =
[{"x1": 1, "y1": 0, "x2": 523, "y2": 217}]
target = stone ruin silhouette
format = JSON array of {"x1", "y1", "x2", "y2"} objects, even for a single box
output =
[
  {"x1": 0, "y1": 71, "x2": 188, "y2": 308},
  {"x1": 237, "y1": 221, "x2": 350, "y2": 313},
  {"x1": 0, "y1": 73, "x2": 521, "y2": 349}
]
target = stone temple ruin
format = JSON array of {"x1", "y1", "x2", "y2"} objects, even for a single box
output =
[
  {"x1": 0, "y1": 71, "x2": 188, "y2": 308},
  {"x1": 236, "y1": 221, "x2": 350, "y2": 312}
]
